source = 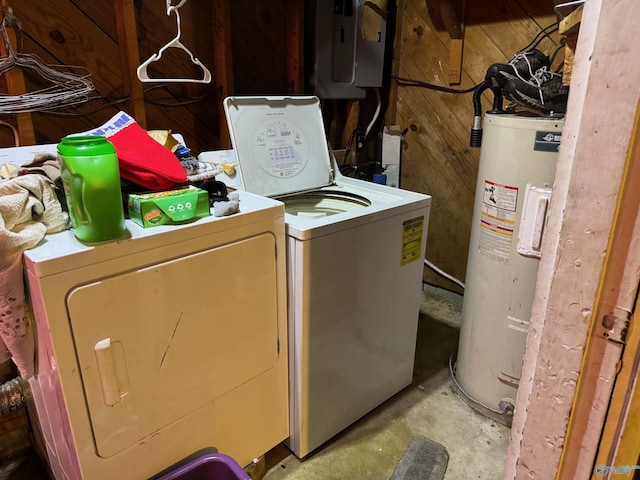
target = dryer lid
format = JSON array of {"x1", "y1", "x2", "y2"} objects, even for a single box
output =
[{"x1": 224, "y1": 96, "x2": 334, "y2": 197}]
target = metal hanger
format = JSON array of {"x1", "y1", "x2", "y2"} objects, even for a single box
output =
[
  {"x1": 0, "y1": 3, "x2": 95, "y2": 114},
  {"x1": 136, "y1": 0, "x2": 212, "y2": 84}
]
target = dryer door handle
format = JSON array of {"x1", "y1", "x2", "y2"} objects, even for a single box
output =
[{"x1": 94, "y1": 338, "x2": 122, "y2": 406}]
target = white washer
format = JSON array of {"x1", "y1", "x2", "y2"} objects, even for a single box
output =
[
  {"x1": 16, "y1": 150, "x2": 289, "y2": 480},
  {"x1": 224, "y1": 96, "x2": 432, "y2": 458}
]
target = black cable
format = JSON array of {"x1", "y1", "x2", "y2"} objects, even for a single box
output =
[
  {"x1": 519, "y1": 23, "x2": 559, "y2": 52},
  {"x1": 549, "y1": 42, "x2": 566, "y2": 67},
  {"x1": 146, "y1": 95, "x2": 209, "y2": 107},
  {"x1": 393, "y1": 22, "x2": 560, "y2": 95},
  {"x1": 141, "y1": 84, "x2": 211, "y2": 105},
  {"x1": 37, "y1": 85, "x2": 213, "y2": 116},
  {"x1": 341, "y1": 128, "x2": 358, "y2": 166},
  {"x1": 393, "y1": 75, "x2": 480, "y2": 94},
  {"x1": 554, "y1": 60, "x2": 565, "y2": 74}
]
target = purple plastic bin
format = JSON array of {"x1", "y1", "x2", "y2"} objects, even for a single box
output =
[{"x1": 156, "y1": 453, "x2": 251, "y2": 480}]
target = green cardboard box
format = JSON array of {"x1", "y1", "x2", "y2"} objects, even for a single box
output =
[{"x1": 128, "y1": 186, "x2": 211, "y2": 227}]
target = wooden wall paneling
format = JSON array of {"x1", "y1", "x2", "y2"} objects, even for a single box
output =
[
  {"x1": 10, "y1": 3, "x2": 123, "y2": 94},
  {"x1": 74, "y1": 3, "x2": 119, "y2": 39},
  {"x1": 2, "y1": 0, "x2": 218, "y2": 150},
  {"x1": 467, "y1": 1, "x2": 560, "y2": 67},
  {"x1": 0, "y1": 7, "x2": 36, "y2": 146},
  {"x1": 2, "y1": 2, "x2": 123, "y2": 146},
  {"x1": 0, "y1": 1, "x2": 293, "y2": 153},
  {"x1": 213, "y1": 0, "x2": 233, "y2": 149},
  {"x1": 0, "y1": 408, "x2": 31, "y2": 458},
  {"x1": 230, "y1": 0, "x2": 288, "y2": 95},
  {"x1": 237, "y1": 0, "x2": 288, "y2": 72},
  {"x1": 0, "y1": 73, "x2": 12, "y2": 146},
  {"x1": 397, "y1": 0, "x2": 478, "y2": 292},
  {"x1": 424, "y1": 0, "x2": 466, "y2": 86},
  {"x1": 341, "y1": 101, "x2": 360, "y2": 152},
  {"x1": 0, "y1": 122, "x2": 18, "y2": 148},
  {"x1": 114, "y1": 0, "x2": 146, "y2": 126},
  {"x1": 286, "y1": 0, "x2": 304, "y2": 94},
  {"x1": 6, "y1": 2, "x2": 124, "y2": 144},
  {"x1": 135, "y1": 1, "x2": 218, "y2": 154},
  {"x1": 135, "y1": 1, "x2": 214, "y2": 83},
  {"x1": 385, "y1": 0, "x2": 404, "y2": 126},
  {"x1": 558, "y1": 4, "x2": 582, "y2": 86}
]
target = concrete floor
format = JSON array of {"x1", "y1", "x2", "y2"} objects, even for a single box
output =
[{"x1": 261, "y1": 286, "x2": 511, "y2": 480}]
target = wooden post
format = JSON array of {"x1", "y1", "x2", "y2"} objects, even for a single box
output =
[
  {"x1": 286, "y1": 0, "x2": 304, "y2": 94},
  {"x1": 384, "y1": 0, "x2": 404, "y2": 126},
  {"x1": 213, "y1": 0, "x2": 233, "y2": 149},
  {"x1": 558, "y1": 4, "x2": 583, "y2": 87},
  {"x1": 114, "y1": 0, "x2": 147, "y2": 127}
]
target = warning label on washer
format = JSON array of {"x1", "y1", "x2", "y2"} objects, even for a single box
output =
[
  {"x1": 401, "y1": 216, "x2": 424, "y2": 266},
  {"x1": 478, "y1": 180, "x2": 518, "y2": 264}
]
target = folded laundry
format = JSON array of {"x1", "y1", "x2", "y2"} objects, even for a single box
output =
[{"x1": 11, "y1": 152, "x2": 66, "y2": 209}]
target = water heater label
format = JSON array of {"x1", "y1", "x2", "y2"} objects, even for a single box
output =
[
  {"x1": 401, "y1": 216, "x2": 424, "y2": 266},
  {"x1": 478, "y1": 180, "x2": 518, "y2": 264},
  {"x1": 534, "y1": 131, "x2": 562, "y2": 152}
]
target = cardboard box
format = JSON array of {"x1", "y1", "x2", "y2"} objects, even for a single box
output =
[{"x1": 128, "y1": 186, "x2": 210, "y2": 227}]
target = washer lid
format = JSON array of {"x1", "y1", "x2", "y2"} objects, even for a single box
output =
[{"x1": 224, "y1": 96, "x2": 333, "y2": 197}]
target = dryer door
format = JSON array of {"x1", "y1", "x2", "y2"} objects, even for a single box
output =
[{"x1": 66, "y1": 233, "x2": 280, "y2": 458}]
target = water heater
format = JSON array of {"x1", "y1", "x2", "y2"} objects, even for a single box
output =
[{"x1": 453, "y1": 113, "x2": 564, "y2": 425}]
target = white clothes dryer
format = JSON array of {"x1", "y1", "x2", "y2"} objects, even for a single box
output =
[
  {"x1": 224, "y1": 96, "x2": 432, "y2": 458},
  {"x1": 18, "y1": 162, "x2": 289, "y2": 480}
]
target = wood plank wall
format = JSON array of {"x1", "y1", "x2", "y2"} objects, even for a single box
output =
[
  {"x1": 0, "y1": 2, "x2": 561, "y2": 294},
  {"x1": 394, "y1": 0, "x2": 561, "y2": 293},
  {"x1": 0, "y1": 0, "x2": 292, "y2": 153}
]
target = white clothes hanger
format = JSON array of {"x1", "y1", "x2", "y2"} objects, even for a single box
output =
[
  {"x1": 136, "y1": 0, "x2": 212, "y2": 84},
  {"x1": 167, "y1": 0, "x2": 188, "y2": 9}
]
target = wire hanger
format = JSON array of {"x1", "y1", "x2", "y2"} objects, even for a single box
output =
[
  {"x1": 136, "y1": 0, "x2": 212, "y2": 84},
  {"x1": 0, "y1": 3, "x2": 95, "y2": 114}
]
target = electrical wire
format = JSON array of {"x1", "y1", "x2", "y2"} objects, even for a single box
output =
[
  {"x1": 145, "y1": 94, "x2": 209, "y2": 107},
  {"x1": 392, "y1": 76, "x2": 480, "y2": 94},
  {"x1": 337, "y1": 127, "x2": 358, "y2": 168},
  {"x1": 338, "y1": 87, "x2": 382, "y2": 175},
  {"x1": 41, "y1": 95, "x2": 130, "y2": 116},
  {"x1": 393, "y1": 22, "x2": 561, "y2": 95},
  {"x1": 0, "y1": 11, "x2": 96, "y2": 114},
  {"x1": 519, "y1": 23, "x2": 559, "y2": 53},
  {"x1": 0, "y1": 120, "x2": 19, "y2": 146},
  {"x1": 339, "y1": 87, "x2": 381, "y2": 171},
  {"x1": 424, "y1": 259, "x2": 465, "y2": 289},
  {"x1": 549, "y1": 41, "x2": 567, "y2": 74},
  {"x1": 364, "y1": 86, "x2": 381, "y2": 139},
  {"x1": 36, "y1": 85, "x2": 212, "y2": 117}
]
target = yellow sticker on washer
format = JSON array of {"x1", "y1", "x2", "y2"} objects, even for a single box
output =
[{"x1": 401, "y1": 216, "x2": 424, "y2": 266}]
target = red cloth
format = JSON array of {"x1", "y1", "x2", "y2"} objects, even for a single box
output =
[{"x1": 82, "y1": 112, "x2": 187, "y2": 190}]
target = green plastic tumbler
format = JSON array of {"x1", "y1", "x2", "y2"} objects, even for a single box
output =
[{"x1": 57, "y1": 135, "x2": 126, "y2": 242}]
